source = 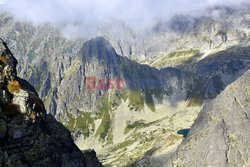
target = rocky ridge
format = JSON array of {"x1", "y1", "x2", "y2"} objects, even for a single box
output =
[
  {"x1": 129, "y1": 70, "x2": 250, "y2": 167},
  {"x1": 0, "y1": 4, "x2": 250, "y2": 166},
  {"x1": 58, "y1": 37, "x2": 204, "y2": 165},
  {"x1": 0, "y1": 39, "x2": 102, "y2": 167},
  {"x1": 167, "y1": 70, "x2": 250, "y2": 167}
]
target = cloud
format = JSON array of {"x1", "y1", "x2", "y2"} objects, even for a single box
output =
[
  {"x1": 0, "y1": 0, "x2": 7, "y2": 4},
  {"x1": 206, "y1": 0, "x2": 248, "y2": 5},
  {"x1": 0, "y1": 0, "x2": 249, "y2": 38}
]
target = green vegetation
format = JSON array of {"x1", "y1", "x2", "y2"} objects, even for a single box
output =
[
  {"x1": 111, "y1": 139, "x2": 135, "y2": 152},
  {"x1": 111, "y1": 91, "x2": 129, "y2": 109},
  {"x1": 126, "y1": 89, "x2": 164, "y2": 112},
  {"x1": 187, "y1": 98, "x2": 203, "y2": 107},
  {"x1": 144, "y1": 90, "x2": 155, "y2": 112},
  {"x1": 124, "y1": 119, "x2": 158, "y2": 134},
  {"x1": 151, "y1": 49, "x2": 200, "y2": 68},
  {"x1": 120, "y1": 92, "x2": 129, "y2": 101},
  {"x1": 65, "y1": 88, "x2": 163, "y2": 141},
  {"x1": 128, "y1": 90, "x2": 144, "y2": 111},
  {"x1": 214, "y1": 44, "x2": 222, "y2": 49},
  {"x1": 165, "y1": 134, "x2": 182, "y2": 147},
  {"x1": 228, "y1": 132, "x2": 237, "y2": 146},
  {"x1": 65, "y1": 112, "x2": 95, "y2": 138},
  {"x1": 95, "y1": 94, "x2": 112, "y2": 140},
  {"x1": 127, "y1": 120, "x2": 146, "y2": 129},
  {"x1": 168, "y1": 49, "x2": 199, "y2": 58}
]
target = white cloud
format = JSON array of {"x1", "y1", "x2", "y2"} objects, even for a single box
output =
[
  {"x1": 207, "y1": 0, "x2": 247, "y2": 5},
  {"x1": 0, "y1": 0, "x2": 249, "y2": 38},
  {"x1": 0, "y1": 0, "x2": 7, "y2": 5}
]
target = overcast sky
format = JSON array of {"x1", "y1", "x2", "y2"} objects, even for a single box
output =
[{"x1": 0, "y1": 0, "x2": 249, "y2": 38}]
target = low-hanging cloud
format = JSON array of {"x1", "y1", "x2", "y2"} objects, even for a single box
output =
[{"x1": 0, "y1": 0, "x2": 249, "y2": 38}]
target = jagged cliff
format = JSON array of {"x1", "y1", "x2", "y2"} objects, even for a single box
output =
[
  {"x1": 166, "y1": 70, "x2": 250, "y2": 167},
  {"x1": 0, "y1": 4, "x2": 250, "y2": 166},
  {"x1": 107, "y1": 5, "x2": 250, "y2": 64},
  {"x1": 0, "y1": 13, "x2": 205, "y2": 164},
  {"x1": 0, "y1": 39, "x2": 102, "y2": 167},
  {"x1": 56, "y1": 37, "x2": 203, "y2": 119},
  {"x1": 58, "y1": 37, "x2": 203, "y2": 166},
  {"x1": 129, "y1": 70, "x2": 250, "y2": 167}
]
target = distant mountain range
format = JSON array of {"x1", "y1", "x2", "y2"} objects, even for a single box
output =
[{"x1": 0, "y1": 4, "x2": 250, "y2": 166}]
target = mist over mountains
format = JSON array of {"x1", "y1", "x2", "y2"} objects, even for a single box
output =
[
  {"x1": 1, "y1": 0, "x2": 250, "y2": 38},
  {"x1": 0, "y1": 1, "x2": 250, "y2": 167}
]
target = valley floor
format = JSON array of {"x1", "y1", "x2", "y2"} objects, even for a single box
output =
[{"x1": 76, "y1": 99, "x2": 201, "y2": 166}]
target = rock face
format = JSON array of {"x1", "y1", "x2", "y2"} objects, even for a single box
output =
[
  {"x1": 0, "y1": 4, "x2": 250, "y2": 166},
  {"x1": 0, "y1": 14, "x2": 205, "y2": 165},
  {"x1": 182, "y1": 46, "x2": 250, "y2": 99},
  {"x1": 0, "y1": 5, "x2": 249, "y2": 117},
  {"x1": 168, "y1": 70, "x2": 250, "y2": 167},
  {"x1": 54, "y1": 37, "x2": 204, "y2": 166},
  {"x1": 56, "y1": 37, "x2": 203, "y2": 119},
  {"x1": 107, "y1": 5, "x2": 250, "y2": 63},
  {"x1": 0, "y1": 39, "x2": 102, "y2": 167}
]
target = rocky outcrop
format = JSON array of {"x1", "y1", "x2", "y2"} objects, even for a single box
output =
[
  {"x1": 0, "y1": 5, "x2": 250, "y2": 166},
  {"x1": 168, "y1": 70, "x2": 250, "y2": 167},
  {"x1": 1, "y1": 5, "x2": 250, "y2": 117},
  {"x1": 0, "y1": 14, "x2": 205, "y2": 165},
  {"x1": 0, "y1": 39, "x2": 102, "y2": 166},
  {"x1": 58, "y1": 37, "x2": 204, "y2": 166},
  {"x1": 56, "y1": 37, "x2": 203, "y2": 119},
  {"x1": 108, "y1": 5, "x2": 250, "y2": 62},
  {"x1": 182, "y1": 45, "x2": 250, "y2": 98},
  {"x1": 1, "y1": 5, "x2": 249, "y2": 116}
]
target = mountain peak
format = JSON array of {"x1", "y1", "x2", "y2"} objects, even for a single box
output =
[
  {"x1": 0, "y1": 40, "x2": 103, "y2": 167},
  {"x1": 79, "y1": 36, "x2": 116, "y2": 60}
]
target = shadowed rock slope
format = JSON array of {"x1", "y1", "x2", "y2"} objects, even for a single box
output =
[
  {"x1": 168, "y1": 70, "x2": 250, "y2": 167},
  {"x1": 56, "y1": 37, "x2": 203, "y2": 119},
  {"x1": 0, "y1": 39, "x2": 103, "y2": 166}
]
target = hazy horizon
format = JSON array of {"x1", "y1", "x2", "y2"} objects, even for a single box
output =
[{"x1": 0, "y1": 0, "x2": 249, "y2": 38}]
